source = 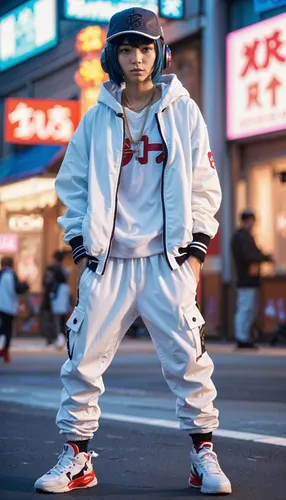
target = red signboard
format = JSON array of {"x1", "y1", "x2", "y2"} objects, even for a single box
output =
[
  {"x1": 5, "y1": 98, "x2": 81, "y2": 145},
  {"x1": 226, "y1": 13, "x2": 286, "y2": 139}
]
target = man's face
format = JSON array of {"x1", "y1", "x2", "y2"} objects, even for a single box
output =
[
  {"x1": 244, "y1": 216, "x2": 255, "y2": 231},
  {"x1": 118, "y1": 41, "x2": 156, "y2": 84}
]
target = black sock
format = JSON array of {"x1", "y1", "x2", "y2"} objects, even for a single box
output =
[
  {"x1": 67, "y1": 440, "x2": 89, "y2": 453},
  {"x1": 190, "y1": 432, "x2": 212, "y2": 446}
]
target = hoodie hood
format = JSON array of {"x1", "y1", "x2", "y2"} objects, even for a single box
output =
[{"x1": 97, "y1": 74, "x2": 189, "y2": 114}]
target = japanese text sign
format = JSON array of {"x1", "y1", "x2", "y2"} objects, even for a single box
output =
[
  {"x1": 159, "y1": 0, "x2": 184, "y2": 19},
  {"x1": 0, "y1": 234, "x2": 19, "y2": 254},
  {"x1": 5, "y1": 98, "x2": 81, "y2": 145},
  {"x1": 64, "y1": 0, "x2": 184, "y2": 22},
  {"x1": 226, "y1": 13, "x2": 286, "y2": 140},
  {"x1": 63, "y1": 0, "x2": 157, "y2": 23},
  {"x1": 0, "y1": 0, "x2": 58, "y2": 72}
]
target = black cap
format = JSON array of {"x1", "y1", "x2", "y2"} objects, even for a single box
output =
[
  {"x1": 106, "y1": 7, "x2": 164, "y2": 42},
  {"x1": 241, "y1": 209, "x2": 255, "y2": 221}
]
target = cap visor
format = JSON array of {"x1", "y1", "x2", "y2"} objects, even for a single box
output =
[{"x1": 107, "y1": 30, "x2": 161, "y2": 42}]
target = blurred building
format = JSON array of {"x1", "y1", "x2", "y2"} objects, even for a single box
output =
[
  {"x1": 0, "y1": 0, "x2": 83, "y2": 299},
  {"x1": 0, "y1": 0, "x2": 285, "y2": 337},
  {"x1": 204, "y1": 0, "x2": 286, "y2": 337}
]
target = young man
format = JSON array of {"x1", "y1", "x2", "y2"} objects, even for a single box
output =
[
  {"x1": 232, "y1": 209, "x2": 272, "y2": 348},
  {"x1": 35, "y1": 7, "x2": 231, "y2": 495}
]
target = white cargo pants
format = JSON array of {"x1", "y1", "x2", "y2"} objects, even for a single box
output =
[{"x1": 56, "y1": 255, "x2": 219, "y2": 441}]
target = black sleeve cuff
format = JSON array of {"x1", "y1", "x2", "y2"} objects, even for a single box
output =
[
  {"x1": 188, "y1": 233, "x2": 211, "y2": 263},
  {"x1": 69, "y1": 236, "x2": 88, "y2": 264}
]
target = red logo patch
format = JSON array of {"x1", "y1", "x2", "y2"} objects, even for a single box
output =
[{"x1": 208, "y1": 151, "x2": 216, "y2": 169}]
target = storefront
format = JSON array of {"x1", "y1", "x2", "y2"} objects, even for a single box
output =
[
  {"x1": 0, "y1": 95, "x2": 81, "y2": 335},
  {"x1": 0, "y1": 97, "x2": 81, "y2": 285},
  {"x1": 226, "y1": 13, "x2": 286, "y2": 336},
  {"x1": 0, "y1": 178, "x2": 58, "y2": 294}
]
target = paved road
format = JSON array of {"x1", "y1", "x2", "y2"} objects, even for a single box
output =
[
  {"x1": 1, "y1": 403, "x2": 286, "y2": 500},
  {"x1": 1, "y1": 340, "x2": 286, "y2": 438},
  {"x1": 0, "y1": 340, "x2": 286, "y2": 499}
]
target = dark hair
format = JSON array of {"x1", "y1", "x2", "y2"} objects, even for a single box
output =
[
  {"x1": 1, "y1": 256, "x2": 14, "y2": 268},
  {"x1": 53, "y1": 250, "x2": 64, "y2": 263},
  {"x1": 106, "y1": 33, "x2": 164, "y2": 86},
  {"x1": 240, "y1": 210, "x2": 255, "y2": 222}
]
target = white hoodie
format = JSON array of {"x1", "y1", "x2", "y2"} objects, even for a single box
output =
[{"x1": 55, "y1": 75, "x2": 222, "y2": 274}]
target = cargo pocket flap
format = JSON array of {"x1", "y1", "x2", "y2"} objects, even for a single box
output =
[
  {"x1": 184, "y1": 304, "x2": 205, "y2": 330},
  {"x1": 66, "y1": 308, "x2": 85, "y2": 333}
]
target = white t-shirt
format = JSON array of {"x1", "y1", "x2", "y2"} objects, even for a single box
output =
[{"x1": 110, "y1": 94, "x2": 164, "y2": 258}]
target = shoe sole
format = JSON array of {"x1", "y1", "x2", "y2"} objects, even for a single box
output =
[
  {"x1": 189, "y1": 480, "x2": 232, "y2": 495},
  {"x1": 35, "y1": 477, "x2": 98, "y2": 493},
  {"x1": 201, "y1": 484, "x2": 232, "y2": 495}
]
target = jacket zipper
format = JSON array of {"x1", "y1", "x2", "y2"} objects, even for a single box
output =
[
  {"x1": 102, "y1": 114, "x2": 125, "y2": 275},
  {"x1": 155, "y1": 113, "x2": 172, "y2": 270}
]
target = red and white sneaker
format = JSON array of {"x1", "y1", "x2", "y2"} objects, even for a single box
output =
[
  {"x1": 34, "y1": 442, "x2": 98, "y2": 493},
  {"x1": 189, "y1": 442, "x2": 232, "y2": 495}
]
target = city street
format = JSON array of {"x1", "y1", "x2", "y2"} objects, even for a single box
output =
[
  {"x1": 1, "y1": 1, "x2": 286, "y2": 499},
  {"x1": 0, "y1": 339, "x2": 286, "y2": 500}
]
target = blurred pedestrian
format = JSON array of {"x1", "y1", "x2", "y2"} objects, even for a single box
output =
[
  {"x1": 40, "y1": 251, "x2": 70, "y2": 349},
  {"x1": 270, "y1": 321, "x2": 286, "y2": 346},
  {"x1": 231, "y1": 209, "x2": 273, "y2": 348},
  {"x1": 52, "y1": 250, "x2": 70, "y2": 282},
  {"x1": 35, "y1": 7, "x2": 231, "y2": 495},
  {"x1": 0, "y1": 256, "x2": 29, "y2": 363},
  {"x1": 40, "y1": 265, "x2": 55, "y2": 346},
  {"x1": 50, "y1": 251, "x2": 71, "y2": 349}
]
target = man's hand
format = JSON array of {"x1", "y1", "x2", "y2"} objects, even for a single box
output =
[
  {"x1": 77, "y1": 256, "x2": 88, "y2": 282},
  {"x1": 266, "y1": 254, "x2": 274, "y2": 263},
  {"x1": 187, "y1": 256, "x2": 202, "y2": 284}
]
